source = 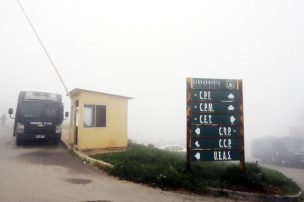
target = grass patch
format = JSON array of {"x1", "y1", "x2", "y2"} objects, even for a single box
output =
[{"x1": 93, "y1": 142, "x2": 301, "y2": 195}]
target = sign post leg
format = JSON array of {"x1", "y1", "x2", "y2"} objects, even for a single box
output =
[
  {"x1": 186, "y1": 78, "x2": 192, "y2": 171},
  {"x1": 239, "y1": 80, "x2": 245, "y2": 171}
]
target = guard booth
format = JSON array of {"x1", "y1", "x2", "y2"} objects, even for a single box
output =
[{"x1": 68, "y1": 88, "x2": 132, "y2": 151}]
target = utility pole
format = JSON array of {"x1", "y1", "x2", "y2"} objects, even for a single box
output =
[{"x1": 16, "y1": 0, "x2": 70, "y2": 96}]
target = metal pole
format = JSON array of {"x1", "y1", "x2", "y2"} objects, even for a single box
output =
[{"x1": 16, "y1": 0, "x2": 70, "y2": 96}]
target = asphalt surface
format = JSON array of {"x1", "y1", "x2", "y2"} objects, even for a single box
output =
[
  {"x1": 0, "y1": 126, "x2": 238, "y2": 202},
  {"x1": 260, "y1": 162, "x2": 304, "y2": 191},
  {"x1": 246, "y1": 156, "x2": 304, "y2": 191}
]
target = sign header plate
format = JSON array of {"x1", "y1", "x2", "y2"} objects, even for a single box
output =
[{"x1": 191, "y1": 78, "x2": 239, "y2": 90}]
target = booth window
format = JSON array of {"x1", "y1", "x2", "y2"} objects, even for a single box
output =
[{"x1": 84, "y1": 104, "x2": 106, "y2": 127}]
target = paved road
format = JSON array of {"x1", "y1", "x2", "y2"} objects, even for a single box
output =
[
  {"x1": 0, "y1": 126, "x2": 237, "y2": 202},
  {"x1": 246, "y1": 156, "x2": 304, "y2": 191},
  {"x1": 260, "y1": 163, "x2": 304, "y2": 191}
]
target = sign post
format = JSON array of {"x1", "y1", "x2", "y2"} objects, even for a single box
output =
[{"x1": 186, "y1": 78, "x2": 245, "y2": 171}]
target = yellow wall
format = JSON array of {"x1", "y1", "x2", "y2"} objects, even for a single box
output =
[{"x1": 69, "y1": 91, "x2": 129, "y2": 150}]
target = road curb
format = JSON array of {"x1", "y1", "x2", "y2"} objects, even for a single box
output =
[{"x1": 60, "y1": 139, "x2": 113, "y2": 170}]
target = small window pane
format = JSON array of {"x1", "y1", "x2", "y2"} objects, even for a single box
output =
[
  {"x1": 96, "y1": 105, "x2": 106, "y2": 127},
  {"x1": 84, "y1": 105, "x2": 95, "y2": 127}
]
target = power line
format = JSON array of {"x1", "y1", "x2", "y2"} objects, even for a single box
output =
[{"x1": 16, "y1": 0, "x2": 70, "y2": 96}]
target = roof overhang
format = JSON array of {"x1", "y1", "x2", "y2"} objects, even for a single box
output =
[{"x1": 69, "y1": 88, "x2": 133, "y2": 100}]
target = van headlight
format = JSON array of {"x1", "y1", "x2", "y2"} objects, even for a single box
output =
[
  {"x1": 16, "y1": 123, "x2": 24, "y2": 133},
  {"x1": 56, "y1": 125, "x2": 62, "y2": 133}
]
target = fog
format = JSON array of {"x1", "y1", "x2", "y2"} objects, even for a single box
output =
[{"x1": 1, "y1": 0, "x2": 304, "y2": 155}]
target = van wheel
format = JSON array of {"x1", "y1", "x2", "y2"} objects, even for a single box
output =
[
  {"x1": 16, "y1": 137, "x2": 23, "y2": 146},
  {"x1": 54, "y1": 137, "x2": 60, "y2": 145}
]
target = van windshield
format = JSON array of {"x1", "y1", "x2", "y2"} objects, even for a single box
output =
[{"x1": 19, "y1": 101, "x2": 59, "y2": 118}]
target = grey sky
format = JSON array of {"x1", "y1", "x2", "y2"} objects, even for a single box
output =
[{"x1": 1, "y1": 0, "x2": 304, "y2": 147}]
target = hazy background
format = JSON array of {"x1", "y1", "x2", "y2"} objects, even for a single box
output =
[{"x1": 1, "y1": 0, "x2": 304, "y2": 155}]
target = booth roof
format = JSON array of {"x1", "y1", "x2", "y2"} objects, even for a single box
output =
[{"x1": 69, "y1": 88, "x2": 133, "y2": 100}]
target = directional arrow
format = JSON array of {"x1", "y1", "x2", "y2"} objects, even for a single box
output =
[
  {"x1": 195, "y1": 127, "x2": 200, "y2": 135},
  {"x1": 227, "y1": 105, "x2": 235, "y2": 111},
  {"x1": 230, "y1": 115, "x2": 236, "y2": 124},
  {"x1": 195, "y1": 141, "x2": 200, "y2": 148},
  {"x1": 194, "y1": 105, "x2": 198, "y2": 109},
  {"x1": 195, "y1": 152, "x2": 200, "y2": 160},
  {"x1": 227, "y1": 93, "x2": 235, "y2": 99}
]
